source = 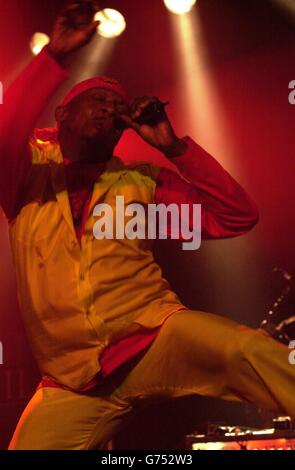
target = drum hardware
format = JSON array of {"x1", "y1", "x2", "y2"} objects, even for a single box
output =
[{"x1": 260, "y1": 267, "x2": 295, "y2": 345}]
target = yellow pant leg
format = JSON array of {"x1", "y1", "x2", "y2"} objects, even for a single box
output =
[
  {"x1": 8, "y1": 386, "x2": 132, "y2": 450},
  {"x1": 110, "y1": 310, "x2": 295, "y2": 418},
  {"x1": 10, "y1": 310, "x2": 295, "y2": 449}
]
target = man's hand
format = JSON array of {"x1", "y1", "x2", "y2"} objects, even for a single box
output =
[
  {"x1": 47, "y1": 1, "x2": 101, "y2": 62},
  {"x1": 119, "y1": 96, "x2": 188, "y2": 158}
]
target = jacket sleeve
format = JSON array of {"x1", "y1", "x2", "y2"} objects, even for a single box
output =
[
  {"x1": 154, "y1": 136, "x2": 259, "y2": 240},
  {"x1": 0, "y1": 47, "x2": 68, "y2": 220}
]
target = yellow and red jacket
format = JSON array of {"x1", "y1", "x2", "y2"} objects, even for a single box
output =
[{"x1": 0, "y1": 49, "x2": 259, "y2": 390}]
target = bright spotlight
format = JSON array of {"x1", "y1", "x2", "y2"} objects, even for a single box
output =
[
  {"x1": 30, "y1": 32, "x2": 50, "y2": 56},
  {"x1": 95, "y1": 9, "x2": 126, "y2": 38},
  {"x1": 163, "y1": 0, "x2": 197, "y2": 15}
]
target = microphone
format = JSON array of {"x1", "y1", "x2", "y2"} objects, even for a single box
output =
[{"x1": 113, "y1": 100, "x2": 169, "y2": 131}]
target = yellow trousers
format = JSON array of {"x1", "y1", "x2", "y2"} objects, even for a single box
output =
[{"x1": 9, "y1": 310, "x2": 295, "y2": 450}]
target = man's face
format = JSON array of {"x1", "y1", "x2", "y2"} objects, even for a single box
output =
[{"x1": 59, "y1": 87, "x2": 130, "y2": 144}]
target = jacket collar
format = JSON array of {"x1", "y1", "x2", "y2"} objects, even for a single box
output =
[{"x1": 45, "y1": 141, "x2": 125, "y2": 238}]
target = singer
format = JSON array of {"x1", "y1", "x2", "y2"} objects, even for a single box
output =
[{"x1": 2, "y1": 1, "x2": 295, "y2": 450}]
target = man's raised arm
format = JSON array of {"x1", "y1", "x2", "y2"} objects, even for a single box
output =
[
  {"x1": 0, "y1": 1, "x2": 100, "y2": 220},
  {"x1": 155, "y1": 137, "x2": 259, "y2": 240},
  {"x1": 117, "y1": 95, "x2": 259, "y2": 241}
]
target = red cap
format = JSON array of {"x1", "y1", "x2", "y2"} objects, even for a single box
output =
[{"x1": 61, "y1": 76, "x2": 130, "y2": 106}]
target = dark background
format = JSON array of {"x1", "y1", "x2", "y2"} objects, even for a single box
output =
[{"x1": 0, "y1": 0, "x2": 295, "y2": 449}]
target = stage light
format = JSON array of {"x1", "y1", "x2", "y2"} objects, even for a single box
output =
[
  {"x1": 95, "y1": 9, "x2": 126, "y2": 38},
  {"x1": 30, "y1": 32, "x2": 50, "y2": 56},
  {"x1": 272, "y1": 0, "x2": 295, "y2": 17},
  {"x1": 168, "y1": 11, "x2": 238, "y2": 172},
  {"x1": 163, "y1": 0, "x2": 197, "y2": 15}
]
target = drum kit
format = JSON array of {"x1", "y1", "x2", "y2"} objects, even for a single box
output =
[
  {"x1": 260, "y1": 267, "x2": 295, "y2": 345},
  {"x1": 179, "y1": 267, "x2": 295, "y2": 452}
]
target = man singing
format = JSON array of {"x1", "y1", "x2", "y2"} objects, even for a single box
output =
[{"x1": 1, "y1": 1, "x2": 294, "y2": 450}]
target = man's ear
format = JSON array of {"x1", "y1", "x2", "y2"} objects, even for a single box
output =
[{"x1": 55, "y1": 105, "x2": 69, "y2": 124}]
